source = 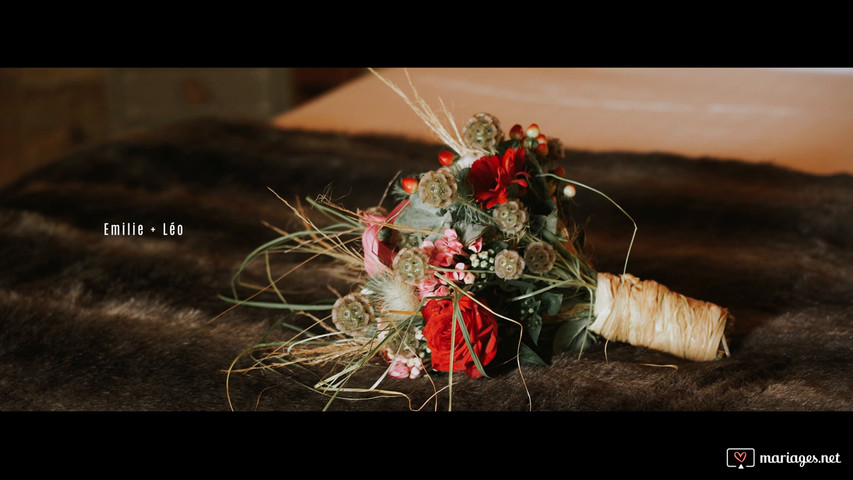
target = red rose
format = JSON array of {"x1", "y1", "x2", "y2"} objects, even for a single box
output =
[
  {"x1": 467, "y1": 147, "x2": 530, "y2": 209},
  {"x1": 422, "y1": 296, "x2": 499, "y2": 378}
]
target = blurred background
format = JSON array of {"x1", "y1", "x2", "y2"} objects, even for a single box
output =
[
  {"x1": 0, "y1": 68, "x2": 368, "y2": 188},
  {"x1": 3, "y1": 67, "x2": 851, "y2": 189}
]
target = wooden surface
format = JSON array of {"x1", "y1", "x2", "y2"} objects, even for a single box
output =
[{"x1": 273, "y1": 68, "x2": 853, "y2": 176}]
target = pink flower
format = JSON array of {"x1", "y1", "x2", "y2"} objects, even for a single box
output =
[
  {"x1": 451, "y1": 262, "x2": 475, "y2": 285},
  {"x1": 468, "y1": 237, "x2": 483, "y2": 254},
  {"x1": 421, "y1": 228, "x2": 465, "y2": 267},
  {"x1": 360, "y1": 199, "x2": 409, "y2": 275},
  {"x1": 417, "y1": 276, "x2": 449, "y2": 300},
  {"x1": 387, "y1": 354, "x2": 423, "y2": 379},
  {"x1": 435, "y1": 228, "x2": 464, "y2": 253}
]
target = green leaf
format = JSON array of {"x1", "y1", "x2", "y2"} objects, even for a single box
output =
[
  {"x1": 394, "y1": 194, "x2": 451, "y2": 233},
  {"x1": 525, "y1": 313, "x2": 542, "y2": 345},
  {"x1": 552, "y1": 318, "x2": 596, "y2": 353},
  {"x1": 505, "y1": 279, "x2": 535, "y2": 294},
  {"x1": 487, "y1": 240, "x2": 509, "y2": 253},
  {"x1": 518, "y1": 343, "x2": 548, "y2": 366},
  {"x1": 455, "y1": 220, "x2": 490, "y2": 245},
  {"x1": 529, "y1": 212, "x2": 558, "y2": 237},
  {"x1": 540, "y1": 292, "x2": 563, "y2": 316}
]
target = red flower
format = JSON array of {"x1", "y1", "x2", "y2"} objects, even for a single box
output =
[
  {"x1": 467, "y1": 147, "x2": 530, "y2": 209},
  {"x1": 422, "y1": 296, "x2": 499, "y2": 378}
]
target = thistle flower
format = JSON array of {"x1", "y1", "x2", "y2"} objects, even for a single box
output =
[
  {"x1": 417, "y1": 169, "x2": 458, "y2": 209},
  {"x1": 524, "y1": 242, "x2": 556, "y2": 274},
  {"x1": 494, "y1": 249, "x2": 525, "y2": 280},
  {"x1": 492, "y1": 199, "x2": 528, "y2": 234},
  {"x1": 331, "y1": 293, "x2": 375, "y2": 335},
  {"x1": 393, "y1": 247, "x2": 431, "y2": 284}
]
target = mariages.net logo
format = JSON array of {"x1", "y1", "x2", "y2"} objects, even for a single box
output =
[{"x1": 727, "y1": 448, "x2": 843, "y2": 469}]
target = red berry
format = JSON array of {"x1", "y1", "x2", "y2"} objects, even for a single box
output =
[
  {"x1": 402, "y1": 177, "x2": 418, "y2": 194},
  {"x1": 536, "y1": 134, "x2": 548, "y2": 145},
  {"x1": 526, "y1": 124, "x2": 540, "y2": 138},
  {"x1": 509, "y1": 124, "x2": 524, "y2": 140},
  {"x1": 438, "y1": 151, "x2": 455, "y2": 166},
  {"x1": 553, "y1": 166, "x2": 565, "y2": 177},
  {"x1": 535, "y1": 143, "x2": 549, "y2": 157}
]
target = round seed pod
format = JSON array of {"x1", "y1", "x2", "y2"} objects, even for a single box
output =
[
  {"x1": 524, "y1": 242, "x2": 556, "y2": 274},
  {"x1": 417, "y1": 169, "x2": 458, "y2": 209},
  {"x1": 462, "y1": 112, "x2": 503, "y2": 152},
  {"x1": 494, "y1": 249, "x2": 525, "y2": 280},
  {"x1": 332, "y1": 293, "x2": 375, "y2": 335},
  {"x1": 492, "y1": 199, "x2": 528, "y2": 234},
  {"x1": 392, "y1": 247, "x2": 431, "y2": 284}
]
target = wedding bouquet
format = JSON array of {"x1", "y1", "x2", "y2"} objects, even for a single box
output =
[{"x1": 223, "y1": 70, "x2": 732, "y2": 410}]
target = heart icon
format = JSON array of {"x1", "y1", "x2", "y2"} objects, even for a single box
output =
[{"x1": 734, "y1": 451, "x2": 747, "y2": 463}]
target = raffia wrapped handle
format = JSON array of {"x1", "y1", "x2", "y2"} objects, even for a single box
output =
[{"x1": 590, "y1": 272, "x2": 731, "y2": 361}]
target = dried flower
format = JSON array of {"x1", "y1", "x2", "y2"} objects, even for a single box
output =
[
  {"x1": 393, "y1": 247, "x2": 431, "y2": 284},
  {"x1": 332, "y1": 293, "x2": 375, "y2": 335},
  {"x1": 524, "y1": 242, "x2": 556, "y2": 274},
  {"x1": 492, "y1": 199, "x2": 528, "y2": 234},
  {"x1": 494, "y1": 249, "x2": 525, "y2": 280},
  {"x1": 367, "y1": 273, "x2": 420, "y2": 324},
  {"x1": 417, "y1": 169, "x2": 458, "y2": 209},
  {"x1": 462, "y1": 112, "x2": 503, "y2": 152}
]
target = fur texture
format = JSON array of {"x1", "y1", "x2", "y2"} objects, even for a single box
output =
[{"x1": 1, "y1": 118, "x2": 851, "y2": 412}]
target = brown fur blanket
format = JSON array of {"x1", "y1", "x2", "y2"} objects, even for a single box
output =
[{"x1": 1, "y1": 118, "x2": 851, "y2": 416}]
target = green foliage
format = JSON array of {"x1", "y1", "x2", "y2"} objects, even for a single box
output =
[
  {"x1": 518, "y1": 343, "x2": 548, "y2": 366},
  {"x1": 394, "y1": 194, "x2": 452, "y2": 235},
  {"x1": 552, "y1": 315, "x2": 597, "y2": 354}
]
